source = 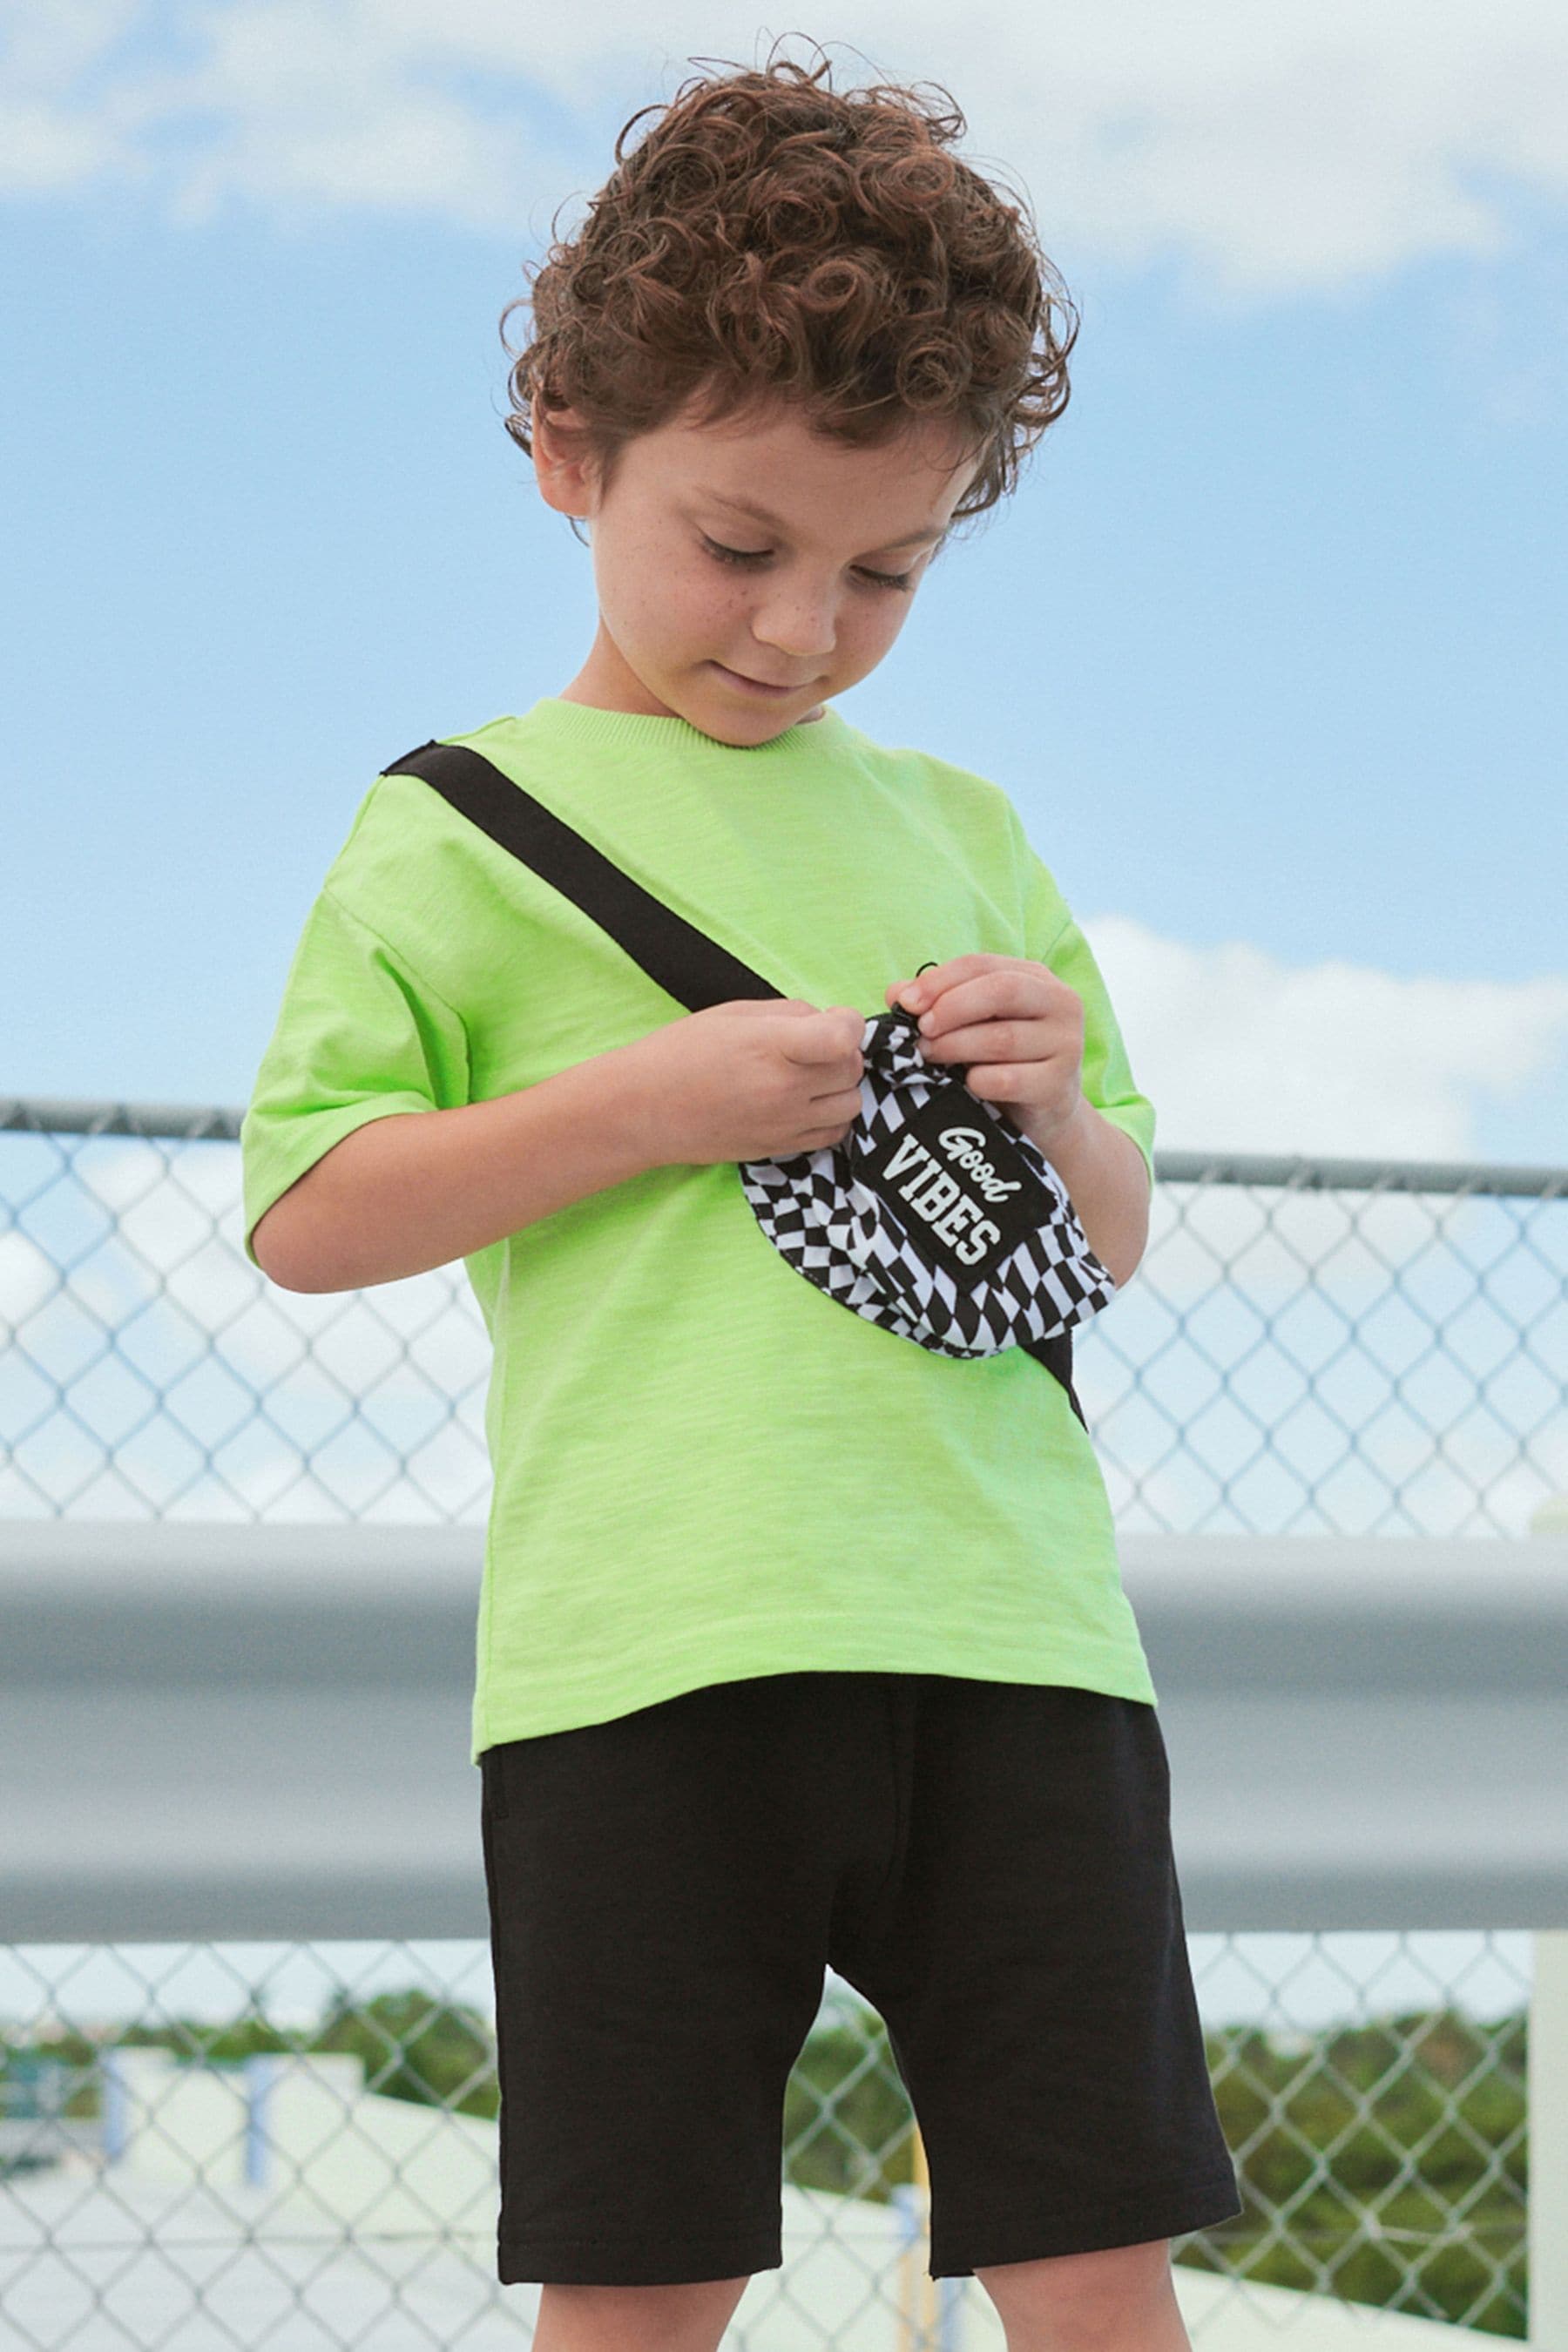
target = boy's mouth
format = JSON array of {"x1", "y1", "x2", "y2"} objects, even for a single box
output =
[{"x1": 711, "y1": 662, "x2": 808, "y2": 698}]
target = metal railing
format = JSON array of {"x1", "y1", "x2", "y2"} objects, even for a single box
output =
[{"x1": 3, "y1": 1097, "x2": 1567, "y2": 2349}]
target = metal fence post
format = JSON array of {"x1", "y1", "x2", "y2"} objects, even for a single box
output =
[
  {"x1": 243, "y1": 2054, "x2": 280, "y2": 2191},
  {"x1": 1530, "y1": 1930, "x2": 1568, "y2": 2350},
  {"x1": 99, "y1": 2046, "x2": 127, "y2": 2166},
  {"x1": 891, "y1": 2126, "x2": 963, "y2": 2352}
]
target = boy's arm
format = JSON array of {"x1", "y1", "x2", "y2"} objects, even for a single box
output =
[
  {"x1": 1007, "y1": 825, "x2": 1158, "y2": 1290},
  {"x1": 252, "y1": 1039, "x2": 670, "y2": 1292},
  {"x1": 247, "y1": 870, "x2": 670, "y2": 1292}
]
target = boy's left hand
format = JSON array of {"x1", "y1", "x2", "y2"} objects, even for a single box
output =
[{"x1": 885, "y1": 955, "x2": 1084, "y2": 1153}]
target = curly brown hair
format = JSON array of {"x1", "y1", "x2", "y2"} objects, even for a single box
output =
[{"x1": 499, "y1": 37, "x2": 1078, "y2": 551}]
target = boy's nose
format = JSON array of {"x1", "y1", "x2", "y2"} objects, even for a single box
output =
[{"x1": 748, "y1": 598, "x2": 836, "y2": 662}]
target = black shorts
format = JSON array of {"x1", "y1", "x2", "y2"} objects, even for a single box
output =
[{"x1": 480, "y1": 1670, "x2": 1241, "y2": 2287}]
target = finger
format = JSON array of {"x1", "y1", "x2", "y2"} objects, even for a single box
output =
[
  {"x1": 889, "y1": 954, "x2": 1006, "y2": 1012},
  {"x1": 920, "y1": 1016, "x2": 1052, "y2": 1060},
  {"x1": 918, "y1": 970, "x2": 1051, "y2": 1033},
  {"x1": 781, "y1": 1012, "x2": 867, "y2": 1064},
  {"x1": 891, "y1": 963, "x2": 956, "y2": 1002}
]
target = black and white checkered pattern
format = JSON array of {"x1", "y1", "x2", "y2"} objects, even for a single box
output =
[{"x1": 739, "y1": 1007, "x2": 1119, "y2": 1361}]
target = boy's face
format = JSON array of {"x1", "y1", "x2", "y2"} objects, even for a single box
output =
[{"x1": 533, "y1": 390, "x2": 983, "y2": 743}]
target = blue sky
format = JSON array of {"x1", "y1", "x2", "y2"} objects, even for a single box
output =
[{"x1": 4, "y1": 8, "x2": 1567, "y2": 1167}]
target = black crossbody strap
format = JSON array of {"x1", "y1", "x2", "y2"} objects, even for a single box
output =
[
  {"x1": 381, "y1": 739, "x2": 781, "y2": 1014},
  {"x1": 380, "y1": 735, "x2": 1083, "y2": 1426}
]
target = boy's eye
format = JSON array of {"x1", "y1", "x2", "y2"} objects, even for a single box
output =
[{"x1": 699, "y1": 534, "x2": 913, "y2": 593}]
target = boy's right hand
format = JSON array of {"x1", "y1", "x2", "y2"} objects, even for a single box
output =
[{"x1": 626, "y1": 999, "x2": 868, "y2": 1168}]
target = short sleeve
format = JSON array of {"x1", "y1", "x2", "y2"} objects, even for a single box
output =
[
  {"x1": 240, "y1": 886, "x2": 470, "y2": 1272},
  {"x1": 1017, "y1": 833, "x2": 1157, "y2": 1201}
]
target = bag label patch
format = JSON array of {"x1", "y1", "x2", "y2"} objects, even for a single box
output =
[{"x1": 856, "y1": 1084, "x2": 1059, "y2": 1288}]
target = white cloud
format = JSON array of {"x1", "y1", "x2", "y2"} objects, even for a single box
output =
[
  {"x1": 1, "y1": 1, "x2": 1565, "y2": 296},
  {"x1": 1081, "y1": 914, "x2": 1568, "y2": 1159}
]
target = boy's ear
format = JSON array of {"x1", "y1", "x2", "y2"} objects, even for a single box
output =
[{"x1": 532, "y1": 403, "x2": 599, "y2": 521}]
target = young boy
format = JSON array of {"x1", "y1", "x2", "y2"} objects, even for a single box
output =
[{"x1": 240, "y1": 48, "x2": 1241, "y2": 2352}]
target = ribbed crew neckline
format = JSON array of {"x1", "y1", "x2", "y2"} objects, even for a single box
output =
[{"x1": 514, "y1": 695, "x2": 852, "y2": 760}]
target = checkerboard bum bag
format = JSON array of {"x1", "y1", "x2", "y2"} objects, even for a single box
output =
[{"x1": 382, "y1": 738, "x2": 1120, "y2": 1430}]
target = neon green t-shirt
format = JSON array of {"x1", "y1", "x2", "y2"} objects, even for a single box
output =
[{"x1": 240, "y1": 697, "x2": 1160, "y2": 1759}]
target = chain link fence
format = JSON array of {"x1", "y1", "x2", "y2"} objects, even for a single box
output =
[{"x1": 3, "y1": 1098, "x2": 1567, "y2": 2347}]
